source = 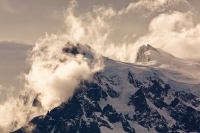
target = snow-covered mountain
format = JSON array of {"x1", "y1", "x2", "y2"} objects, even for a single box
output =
[
  {"x1": 136, "y1": 44, "x2": 200, "y2": 95},
  {"x1": 13, "y1": 44, "x2": 200, "y2": 133}
]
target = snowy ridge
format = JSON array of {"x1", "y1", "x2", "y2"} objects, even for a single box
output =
[
  {"x1": 13, "y1": 44, "x2": 200, "y2": 133},
  {"x1": 136, "y1": 44, "x2": 200, "y2": 95}
]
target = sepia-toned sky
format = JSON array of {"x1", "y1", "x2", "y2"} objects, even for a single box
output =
[
  {"x1": 2, "y1": 1, "x2": 200, "y2": 132},
  {"x1": 0, "y1": 0, "x2": 200, "y2": 95},
  {"x1": 1, "y1": 0, "x2": 200, "y2": 44}
]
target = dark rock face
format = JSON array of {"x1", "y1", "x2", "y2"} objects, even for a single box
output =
[
  {"x1": 135, "y1": 44, "x2": 159, "y2": 62},
  {"x1": 62, "y1": 42, "x2": 80, "y2": 55},
  {"x1": 13, "y1": 67, "x2": 200, "y2": 133},
  {"x1": 62, "y1": 46, "x2": 79, "y2": 55},
  {"x1": 32, "y1": 94, "x2": 42, "y2": 108}
]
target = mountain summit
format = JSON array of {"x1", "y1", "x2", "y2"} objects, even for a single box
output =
[
  {"x1": 135, "y1": 44, "x2": 175, "y2": 63},
  {"x1": 135, "y1": 44, "x2": 160, "y2": 62},
  {"x1": 13, "y1": 44, "x2": 200, "y2": 133}
]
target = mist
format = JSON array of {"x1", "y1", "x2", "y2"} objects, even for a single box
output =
[{"x1": 1, "y1": 0, "x2": 200, "y2": 132}]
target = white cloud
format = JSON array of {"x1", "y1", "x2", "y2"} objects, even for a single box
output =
[
  {"x1": 0, "y1": 1, "x2": 104, "y2": 132},
  {"x1": 135, "y1": 11, "x2": 200, "y2": 58},
  {"x1": 0, "y1": 0, "x2": 199, "y2": 132},
  {"x1": 119, "y1": 0, "x2": 188, "y2": 15},
  {"x1": 54, "y1": 0, "x2": 197, "y2": 65},
  {"x1": 24, "y1": 37, "x2": 103, "y2": 110}
]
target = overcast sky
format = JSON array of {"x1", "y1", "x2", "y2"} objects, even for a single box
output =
[
  {"x1": 0, "y1": 0, "x2": 133, "y2": 44},
  {"x1": 1, "y1": 0, "x2": 200, "y2": 97},
  {"x1": 0, "y1": 0, "x2": 199, "y2": 44},
  {"x1": 2, "y1": 1, "x2": 200, "y2": 132}
]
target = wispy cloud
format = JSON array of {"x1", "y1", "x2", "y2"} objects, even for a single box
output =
[
  {"x1": 0, "y1": 0, "x2": 199, "y2": 132},
  {"x1": 0, "y1": 2, "x2": 104, "y2": 132},
  {"x1": 135, "y1": 11, "x2": 200, "y2": 58},
  {"x1": 119, "y1": 0, "x2": 188, "y2": 15}
]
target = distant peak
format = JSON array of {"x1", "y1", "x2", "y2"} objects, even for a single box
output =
[
  {"x1": 146, "y1": 44, "x2": 159, "y2": 53},
  {"x1": 135, "y1": 44, "x2": 159, "y2": 62},
  {"x1": 62, "y1": 42, "x2": 97, "y2": 61}
]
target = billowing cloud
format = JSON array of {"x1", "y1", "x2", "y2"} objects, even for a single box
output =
[
  {"x1": 0, "y1": 0, "x2": 200, "y2": 132},
  {"x1": 119, "y1": 0, "x2": 188, "y2": 15},
  {"x1": 135, "y1": 11, "x2": 200, "y2": 58},
  {"x1": 58, "y1": 0, "x2": 192, "y2": 63},
  {"x1": 24, "y1": 37, "x2": 103, "y2": 110},
  {"x1": 0, "y1": 35, "x2": 103, "y2": 133},
  {"x1": 0, "y1": 1, "x2": 104, "y2": 132}
]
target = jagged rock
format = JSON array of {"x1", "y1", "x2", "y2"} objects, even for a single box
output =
[
  {"x1": 135, "y1": 44, "x2": 159, "y2": 62},
  {"x1": 12, "y1": 44, "x2": 200, "y2": 133}
]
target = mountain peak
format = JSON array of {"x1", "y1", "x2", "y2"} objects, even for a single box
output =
[
  {"x1": 135, "y1": 44, "x2": 159, "y2": 62},
  {"x1": 12, "y1": 42, "x2": 200, "y2": 133},
  {"x1": 13, "y1": 49, "x2": 200, "y2": 133}
]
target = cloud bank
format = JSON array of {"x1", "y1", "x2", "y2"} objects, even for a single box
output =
[
  {"x1": 119, "y1": 0, "x2": 188, "y2": 15},
  {"x1": 0, "y1": 1, "x2": 104, "y2": 132},
  {"x1": 59, "y1": 0, "x2": 197, "y2": 63},
  {"x1": 1, "y1": 0, "x2": 200, "y2": 132},
  {"x1": 135, "y1": 11, "x2": 200, "y2": 58}
]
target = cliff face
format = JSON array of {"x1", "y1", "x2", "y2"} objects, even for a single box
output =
[
  {"x1": 12, "y1": 44, "x2": 200, "y2": 133},
  {"x1": 135, "y1": 44, "x2": 159, "y2": 62},
  {"x1": 13, "y1": 60, "x2": 200, "y2": 133}
]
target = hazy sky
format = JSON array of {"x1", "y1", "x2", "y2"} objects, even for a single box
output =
[
  {"x1": 0, "y1": 0, "x2": 199, "y2": 44},
  {"x1": 1, "y1": 0, "x2": 200, "y2": 131},
  {"x1": 0, "y1": 0, "x2": 133, "y2": 44},
  {"x1": 1, "y1": 0, "x2": 200, "y2": 94}
]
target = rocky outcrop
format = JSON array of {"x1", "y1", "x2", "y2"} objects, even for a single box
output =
[{"x1": 135, "y1": 44, "x2": 159, "y2": 62}]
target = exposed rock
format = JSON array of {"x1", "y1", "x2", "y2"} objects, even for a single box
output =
[{"x1": 135, "y1": 44, "x2": 159, "y2": 62}]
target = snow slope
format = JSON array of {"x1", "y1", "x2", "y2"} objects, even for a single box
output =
[
  {"x1": 13, "y1": 44, "x2": 200, "y2": 133},
  {"x1": 136, "y1": 44, "x2": 200, "y2": 95}
]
